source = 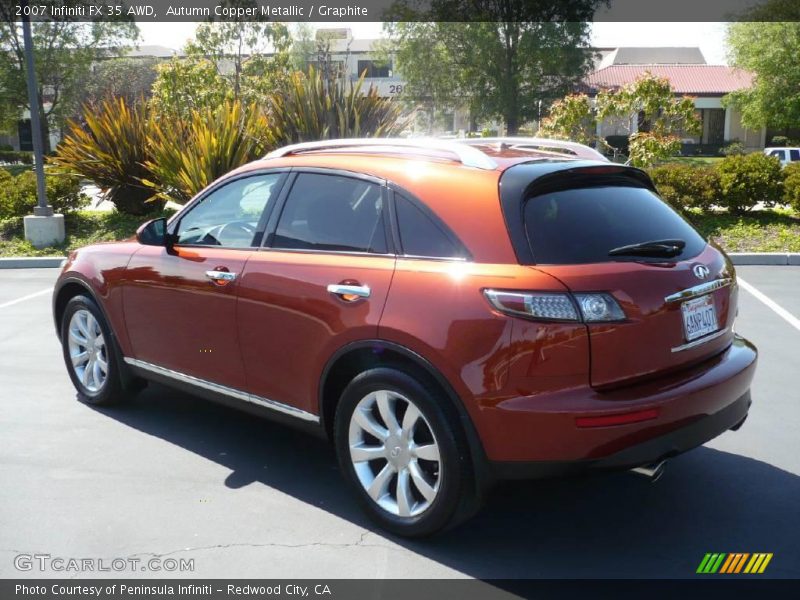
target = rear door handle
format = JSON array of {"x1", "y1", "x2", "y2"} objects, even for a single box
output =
[
  {"x1": 327, "y1": 284, "x2": 371, "y2": 299},
  {"x1": 206, "y1": 270, "x2": 237, "y2": 283}
]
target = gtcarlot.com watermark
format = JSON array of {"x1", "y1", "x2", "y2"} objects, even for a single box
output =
[{"x1": 14, "y1": 553, "x2": 194, "y2": 573}]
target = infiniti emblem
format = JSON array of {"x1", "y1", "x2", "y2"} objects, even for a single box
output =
[
  {"x1": 693, "y1": 264, "x2": 710, "y2": 279},
  {"x1": 390, "y1": 446, "x2": 402, "y2": 458}
]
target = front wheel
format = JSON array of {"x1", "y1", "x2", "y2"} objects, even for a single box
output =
[
  {"x1": 60, "y1": 295, "x2": 134, "y2": 406},
  {"x1": 334, "y1": 367, "x2": 478, "y2": 537}
]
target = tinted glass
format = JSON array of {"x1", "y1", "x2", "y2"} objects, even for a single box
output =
[
  {"x1": 273, "y1": 174, "x2": 387, "y2": 253},
  {"x1": 790, "y1": 149, "x2": 800, "y2": 161},
  {"x1": 395, "y1": 194, "x2": 461, "y2": 258},
  {"x1": 524, "y1": 185, "x2": 707, "y2": 264},
  {"x1": 770, "y1": 150, "x2": 785, "y2": 159},
  {"x1": 176, "y1": 174, "x2": 280, "y2": 247}
]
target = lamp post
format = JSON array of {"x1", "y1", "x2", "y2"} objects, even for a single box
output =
[{"x1": 21, "y1": 0, "x2": 64, "y2": 248}]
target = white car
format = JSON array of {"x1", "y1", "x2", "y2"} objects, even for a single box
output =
[{"x1": 764, "y1": 147, "x2": 800, "y2": 167}]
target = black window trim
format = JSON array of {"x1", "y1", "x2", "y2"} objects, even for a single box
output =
[
  {"x1": 167, "y1": 169, "x2": 290, "y2": 251},
  {"x1": 387, "y1": 184, "x2": 473, "y2": 262},
  {"x1": 260, "y1": 167, "x2": 396, "y2": 258}
]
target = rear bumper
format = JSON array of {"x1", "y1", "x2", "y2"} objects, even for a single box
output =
[
  {"x1": 476, "y1": 334, "x2": 757, "y2": 473},
  {"x1": 492, "y1": 389, "x2": 750, "y2": 479}
]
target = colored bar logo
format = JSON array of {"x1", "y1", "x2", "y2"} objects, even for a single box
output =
[{"x1": 697, "y1": 553, "x2": 773, "y2": 574}]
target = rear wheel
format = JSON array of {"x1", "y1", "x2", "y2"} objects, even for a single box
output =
[
  {"x1": 334, "y1": 367, "x2": 477, "y2": 537},
  {"x1": 60, "y1": 295, "x2": 136, "y2": 406}
]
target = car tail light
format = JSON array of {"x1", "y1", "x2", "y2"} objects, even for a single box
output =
[
  {"x1": 484, "y1": 290, "x2": 625, "y2": 323},
  {"x1": 573, "y1": 293, "x2": 625, "y2": 322}
]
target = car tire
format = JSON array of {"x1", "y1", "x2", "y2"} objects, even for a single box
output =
[
  {"x1": 334, "y1": 367, "x2": 478, "y2": 537},
  {"x1": 60, "y1": 295, "x2": 136, "y2": 406}
]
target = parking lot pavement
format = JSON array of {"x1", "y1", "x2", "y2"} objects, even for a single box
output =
[{"x1": 1, "y1": 267, "x2": 799, "y2": 581}]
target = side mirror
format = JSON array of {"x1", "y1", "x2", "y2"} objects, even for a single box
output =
[{"x1": 136, "y1": 217, "x2": 170, "y2": 247}]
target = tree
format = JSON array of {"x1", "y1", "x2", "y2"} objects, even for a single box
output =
[
  {"x1": 151, "y1": 0, "x2": 291, "y2": 119},
  {"x1": 289, "y1": 23, "x2": 316, "y2": 73},
  {"x1": 724, "y1": 22, "x2": 800, "y2": 131},
  {"x1": 536, "y1": 93, "x2": 596, "y2": 145},
  {"x1": 386, "y1": 1, "x2": 605, "y2": 134},
  {"x1": 0, "y1": 1, "x2": 138, "y2": 150},
  {"x1": 540, "y1": 73, "x2": 700, "y2": 167},
  {"x1": 76, "y1": 57, "x2": 159, "y2": 112}
]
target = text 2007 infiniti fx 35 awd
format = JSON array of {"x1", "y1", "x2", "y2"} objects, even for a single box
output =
[{"x1": 53, "y1": 137, "x2": 756, "y2": 536}]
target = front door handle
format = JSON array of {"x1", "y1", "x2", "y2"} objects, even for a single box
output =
[
  {"x1": 327, "y1": 284, "x2": 371, "y2": 300},
  {"x1": 206, "y1": 270, "x2": 237, "y2": 284}
]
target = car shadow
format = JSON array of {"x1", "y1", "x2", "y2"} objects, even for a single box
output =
[{"x1": 93, "y1": 383, "x2": 799, "y2": 579}]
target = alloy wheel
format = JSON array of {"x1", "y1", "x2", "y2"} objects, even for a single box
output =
[
  {"x1": 67, "y1": 309, "x2": 109, "y2": 393},
  {"x1": 348, "y1": 389, "x2": 441, "y2": 517}
]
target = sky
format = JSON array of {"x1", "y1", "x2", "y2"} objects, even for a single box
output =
[{"x1": 137, "y1": 21, "x2": 730, "y2": 65}]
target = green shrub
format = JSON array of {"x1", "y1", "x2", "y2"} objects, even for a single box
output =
[
  {"x1": 268, "y1": 67, "x2": 407, "y2": 143},
  {"x1": 716, "y1": 153, "x2": 784, "y2": 214},
  {"x1": 784, "y1": 162, "x2": 800, "y2": 214},
  {"x1": 0, "y1": 150, "x2": 33, "y2": 164},
  {"x1": 50, "y1": 97, "x2": 161, "y2": 216},
  {"x1": 0, "y1": 171, "x2": 88, "y2": 218},
  {"x1": 720, "y1": 141, "x2": 745, "y2": 156},
  {"x1": 770, "y1": 135, "x2": 789, "y2": 147},
  {"x1": 649, "y1": 163, "x2": 721, "y2": 212},
  {"x1": 144, "y1": 100, "x2": 275, "y2": 204}
]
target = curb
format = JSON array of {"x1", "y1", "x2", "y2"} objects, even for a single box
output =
[
  {"x1": 729, "y1": 253, "x2": 800, "y2": 266},
  {"x1": 1, "y1": 254, "x2": 798, "y2": 268},
  {"x1": 0, "y1": 256, "x2": 66, "y2": 269}
]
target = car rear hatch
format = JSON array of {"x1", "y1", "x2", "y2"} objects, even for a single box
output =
[{"x1": 500, "y1": 161, "x2": 738, "y2": 389}]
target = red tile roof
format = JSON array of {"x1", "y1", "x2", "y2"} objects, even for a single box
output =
[{"x1": 585, "y1": 65, "x2": 754, "y2": 95}]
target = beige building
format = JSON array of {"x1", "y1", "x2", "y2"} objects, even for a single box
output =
[{"x1": 584, "y1": 47, "x2": 765, "y2": 154}]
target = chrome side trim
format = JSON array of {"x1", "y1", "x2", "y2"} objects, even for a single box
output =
[
  {"x1": 664, "y1": 278, "x2": 733, "y2": 304},
  {"x1": 670, "y1": 328, "x2": 730, "y2": 353},
  {"x1": 123, "y1": 358, "x2": 320, "y2": 423}
]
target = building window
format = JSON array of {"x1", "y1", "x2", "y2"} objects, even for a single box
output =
[{"x1": 356, "y1": 60, "x2": 391, "y2": 78}]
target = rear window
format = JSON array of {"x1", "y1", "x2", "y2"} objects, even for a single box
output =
[{"x1": 523, "y1": 185, "x2": 707, "y2": 264}]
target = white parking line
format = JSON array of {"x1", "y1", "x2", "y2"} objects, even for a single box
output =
[
  {"x1": 738, "y1": 278, "x2": 800, "y2": 333},
  {"x1": 0, "y1": 287, "x2": 53, "y2": 310}
]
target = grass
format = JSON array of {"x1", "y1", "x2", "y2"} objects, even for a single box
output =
[
  {"x1": 687, "y1": 209, "x2": 800, "y2": 253},
  {"x1": 668, "y1": 156, "x2": 725, "y2": 166},
  {"x1": 0, "y1": 209, "x2": 172, "y2": 257}
]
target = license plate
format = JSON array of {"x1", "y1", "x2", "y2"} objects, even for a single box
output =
[{"x1": 681, "y1": 294, "x2": 719, "y2": 342}]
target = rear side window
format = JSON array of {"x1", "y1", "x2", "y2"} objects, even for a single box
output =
[
  {"x1": 395, "y1": 194, "x2": 462, "y2": 259},
  {"x1": 272, "y1": 173, "x2": 387, "y2": 253},
  {"x1": 523, "y1": 185, "x2": 707, "y2": 264},
  {"x1": 790, "y1": 149, "x2": 800, "y2": 161}
]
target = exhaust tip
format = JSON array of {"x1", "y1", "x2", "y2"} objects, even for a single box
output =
[{"x1": 630, "y1": 460, "x2": 667, "y2": 483}]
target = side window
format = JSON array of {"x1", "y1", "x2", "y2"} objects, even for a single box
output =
[
  {"x1": 272, "y1": 173, "x2": 387, "y2": 253},
  {"x1": 790, "y1": 149, "x2": 800, "y2": 161},
  {"x1": 769, "y1": 150, "x2": 785, "y2": 160},
  {"x1": 395, "y1": 193, "x2": 462, "y2": 259},
  {"x1": 176, "y1": 174, "x2": 280, "y2": 247}
]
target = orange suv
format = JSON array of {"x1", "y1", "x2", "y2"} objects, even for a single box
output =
[{"x1": 53, "y1": 138, "x2": 756, "y2": 536}]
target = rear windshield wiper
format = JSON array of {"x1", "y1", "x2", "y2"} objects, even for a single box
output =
[{"x1": 608, "y1": 238, "x2": 686, "y2": 257}]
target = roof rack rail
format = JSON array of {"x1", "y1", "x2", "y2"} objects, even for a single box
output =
[
  {"x1": 264, "y1": 138, "x2": 498, "y2": 170},
  {"x1": 460, "y1": 137, "x2": 608, "y2": 162}
]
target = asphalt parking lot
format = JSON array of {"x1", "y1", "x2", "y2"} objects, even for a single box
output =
[{"x1": 1, "y1": 266, "x2": 799, "y2": 581}]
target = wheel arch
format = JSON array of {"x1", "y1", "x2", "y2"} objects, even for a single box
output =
[
  {"x1": 318, "y1": 340, "x2": 491, "y2": 486},
  {"x1": 53, "y1": 277, "x2": 102, "y2": 342}
]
